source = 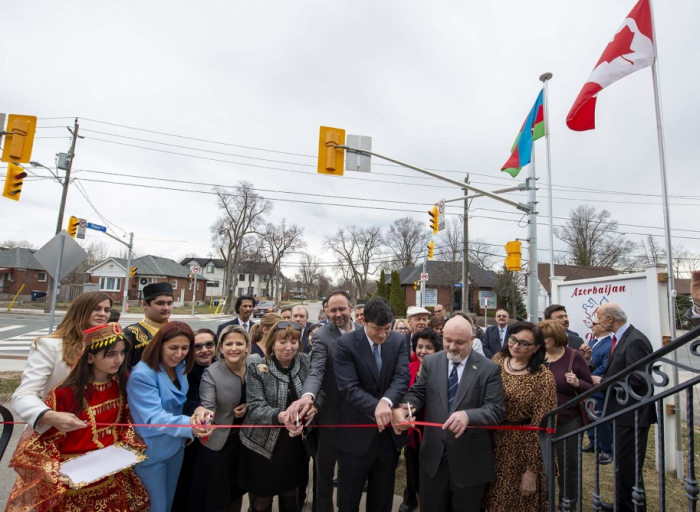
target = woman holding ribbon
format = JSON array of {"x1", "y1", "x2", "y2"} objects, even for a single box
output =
[
  {"x1": 6, "y1": 323, "x2": 150, "y2": 511},
  {"x1": 238, "y1": 320, "x2": 323, "y2": 512},
  {"x1": 485, "y1": 322, "x2": 556, "y2": 512},
  {"x1": 127, "y1": 321, "x2": 213, "y2": 512}
]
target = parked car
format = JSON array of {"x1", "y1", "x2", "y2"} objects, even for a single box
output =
[
  {"x1": 292, "y1": 295, "x2": 307, "y2": 301},
  {"x1": 253, "y1": 301, "x2": 277, "y2": 318}
]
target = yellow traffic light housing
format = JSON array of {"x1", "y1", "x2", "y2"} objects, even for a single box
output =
[
  {"x1": 67, "y1": 216, "x2": 80, "y2": 238},
  {"x1": 1, "y1": 115, "x2": 37, "y2": 164},
  {"x1": 188, "y1": 274, "x2": 194, "y2": 283},
  {"x1": 413, "y1": 281, "x2": 418, "y2": 290},
  {"x1": 2, "y1": 163, "x2": 27, "y2": 201},
  {"x1": 317, "y1": 126, "x2": 346, "y2": 176},
  {"x1": 504, "y1": 241, "x2": 523, "y2": 271},
  {"x1": 429, "y1": 205, "x2": 440, "y2": 235},
  {"x1": 427, "y1": 241, "x2": 435, "y2": 260},
  {"x1": 130, "y1": 267, "x2": 137, "y2": 277}
]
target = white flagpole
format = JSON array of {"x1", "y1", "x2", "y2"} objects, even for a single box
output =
[
  {"x1": 648, "y1": 0, "x2": 682, "y2": 479},
  {"x1": 539, "y1": 72, "x2": 555, "y2": 282}
]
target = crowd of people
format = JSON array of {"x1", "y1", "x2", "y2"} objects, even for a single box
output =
[{"x1": 7, "y1": 270, "x2": 696, "y2": 512}]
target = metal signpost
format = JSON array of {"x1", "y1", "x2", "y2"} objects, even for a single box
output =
[{"x1": 190, "y1": 266, "x2": 201, "y2": 315}]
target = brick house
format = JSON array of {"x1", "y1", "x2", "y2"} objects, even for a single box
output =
[
  {"x1": 397, "y1": 261, "x2": 502, "y2": 314},
  {"x1": 537, "y1": 263, "x2": 618, "y2": 319},
  {"x1": 87, "y1": 255, "x2": 208, "y2": 306},
  {"x1": 0, "y1": 248, "x2": 49, "y2": 301}
]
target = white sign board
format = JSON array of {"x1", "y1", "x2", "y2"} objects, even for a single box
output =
[
  {"x1": 423, "y1": 288, "x2": 438, "y2": 307},
  {"x1": 479, "y1": 290, "x2": 497, "y2": 309},
  {"x1": 420, "y1": 273, "x2": 429, "y2": 282},
  {"x1": 191, "y1": 265, "x2": 201, "y2": 274},
  {"x1": 345, "y1": 135, "x2": 372, "y2": 172},
  {"x1": 551, "y1": 266, "x2": 669, "y2": 350}
]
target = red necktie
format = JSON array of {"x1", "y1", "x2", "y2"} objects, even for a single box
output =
[{"x1": 610, "y1": 335, "x2": 617, "y2": 354}]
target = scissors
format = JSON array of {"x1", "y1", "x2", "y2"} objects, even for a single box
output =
[{"x1": 407, "y1": 402, "x2": 414, "y2": 424}]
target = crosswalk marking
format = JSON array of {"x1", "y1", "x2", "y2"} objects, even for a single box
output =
[
  {"x1": 0, "y1": 325, "x2": 24, "y2": 333},
  {"x1": 0, "y1": 327, "x2": 50, "y2": 355}
]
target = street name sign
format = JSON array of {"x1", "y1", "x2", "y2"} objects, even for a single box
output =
[{"x1": 87, "y1": 222, "x2": 107, "y2": 233}]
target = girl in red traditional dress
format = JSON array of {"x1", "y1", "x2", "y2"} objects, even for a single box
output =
[{"x1": 6, "y1": 323, "x2": 150, "y2": 512}]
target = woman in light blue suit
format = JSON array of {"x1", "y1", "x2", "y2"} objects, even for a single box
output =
[{"x1": 127, "y1": 321, "x2": 213, "y2": 512}]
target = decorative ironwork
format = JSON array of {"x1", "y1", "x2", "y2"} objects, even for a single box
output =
[{"x1": 542, "y1": 325, "x2": 700, "y2": 511}]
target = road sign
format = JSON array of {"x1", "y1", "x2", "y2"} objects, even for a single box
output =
[
  {"x1": 439, "y1": 220, "x2": 445, "y2": 231},
  {"x1": 420, "y1": 273, "x2": 429, "y2": 281},
  {"x1": 454, "y1": 283, "x2": 464, "y2": 288},
  {"x1": 87, "y1": 222, "x2": 107, "y2": 233},
  {"x1": 191, "y1": 265, "x2": 201, "y2": 274},
  {"x1": 77, "y1": 226, "x2": 86, "y2": 239},
  {"x1": 423, "y1": 288, "x2": 438, "y2": 307},
  {"x1": 438, "y1": 200, "x2": 445, "y2": 214},
  {"x1": 479, "y1": 290, "x2": 497, "y2": 308},
  {"x1": 34, "y1": 231, "x2": 88, "y2": 281},
  {"x1": 78, "y1": 218, "x2": 87, "y2": 229},
  {"x1": 345, "y1": 135, "x2": 372, "y2": 172}
]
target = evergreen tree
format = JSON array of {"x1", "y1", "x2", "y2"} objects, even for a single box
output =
[
  {"x1": 377, "y1": 270, "x2": 390, "y2": 300},
  {"x1": 389, "y1": 270, "x2": 406, "y2": 317}
]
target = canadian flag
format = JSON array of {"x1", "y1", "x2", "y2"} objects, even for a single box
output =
[{"x1": 566, "y1": 0, "x2": 655, "y2": 131}]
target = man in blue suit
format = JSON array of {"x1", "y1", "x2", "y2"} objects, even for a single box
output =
[
  {"x1": 482, "y1": 309, "x2": 509, "y2": 359},
  {"x1": 334, "y1": 297, "x2": 410, "y2": 512}
]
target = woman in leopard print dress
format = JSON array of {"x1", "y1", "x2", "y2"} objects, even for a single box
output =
[{"x1": 484, "y1": 322, "x2": 557, "y2": 512}]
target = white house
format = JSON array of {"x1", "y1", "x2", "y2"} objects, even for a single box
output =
[{"x1": 180, "y1": 258, "x2": 282, "y2": 300}]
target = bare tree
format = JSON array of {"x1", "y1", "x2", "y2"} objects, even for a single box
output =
[
  {"x1": 261, "y1": 220, "x2": 306, "y2": 302},
  {"x1": 554, "y1": 205, "x2": 636, "y2": 268},
  {"x1": 470, "y1": 238, "x2": 498, "y2": 269},
  {"x1": 296, "y1": 253, "x2": 321, "y2": 296},
  {"x1": 324, "y1": 225, "x2": 382, "y2": 299},
  {"x1": 83, "y1": 240, "x2": 110, "y2": 268},
  {"x1": 383, "y1": 217, "x2": 431, "y2": 267},
  {"x1": 640, "y1": 235, "x2": 665, "y2": 264},
  {"x1": 437, "y1": 217, "x2": 497, "y2": 269},
  {"x1": 210, "y1": 182, "x2": 273, "y2": 312},
  {"x1": 1, "y1": 239, "x2": 36, "y2": 250}
]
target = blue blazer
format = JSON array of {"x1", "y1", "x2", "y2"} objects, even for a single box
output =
[
  {"x1": 127, "y1": 361, "x2": 194, "y2": 464},
  {"x1": 589, "y1": 335, "x2": 612, "y2": 377},
  {"x1": 482, "y1": 325, "x2": 507, "y2": 360}
]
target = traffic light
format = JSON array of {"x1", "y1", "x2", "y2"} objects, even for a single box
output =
[
  {"x1": 2, "y1": 163, "x2": 27, "y2": 201},
  {"x1": 429, "y1": 205, "x2": 440, "y2": 235},
  {"x1": 317, "y1": 126, "x2": 346, "y2": 176},
  {"x1": 188, "y1": 274, "x2": 194, "y2": 283},
  {"x1": 427, "y1": 241, "x2": 435, "y2": 260},
  {"x1": 67, "y1": 216, "x2": 80, "y2": 238},
  {"x1": 130, "y1": 267, "x2": 137, "y2": 277},
  {"x1": 413, "y1": 281, "x2": 418, "y2": 290},
  {"x1": 505, "y1": 241, "x2": 523, "y2": 271},
  {"x1": 1, "y1": 115, "x2": 37, "y2": 164}
]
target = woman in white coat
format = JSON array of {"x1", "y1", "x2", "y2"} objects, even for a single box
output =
[{"x1": 11, "y1": 291, "x2": 112, "y2": 433}]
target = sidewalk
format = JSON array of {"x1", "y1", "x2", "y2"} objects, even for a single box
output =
[{"x1": 0, "y1": 308, "x2": 234, "y2": 321}]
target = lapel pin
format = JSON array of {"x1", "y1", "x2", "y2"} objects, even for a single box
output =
[{"x1": 472, "y1": 365, "x2": 477, "y2": 370}]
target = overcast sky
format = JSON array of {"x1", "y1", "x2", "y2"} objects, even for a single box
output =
[{"x1": 2, "y1": 0, "x2": 698, "y2": 279}]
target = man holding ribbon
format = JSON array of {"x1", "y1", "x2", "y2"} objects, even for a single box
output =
[{"x1": 393, "y1": 315, "x2": 504, "y2": 512}]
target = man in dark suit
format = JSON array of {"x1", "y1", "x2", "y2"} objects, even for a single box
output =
[
  {"x1": 544, "y1": 304, "x2": 584, "y2": 350},
  {"x1": 393, "y1": 316, "x2": 504, "y2": 512},
  {"x1": 685, "y1": 270, "x2": 700, "y2": 328},
  {"x1": 334, "y1": 297, "x2": 410, "y2": 512},
  {"x1": 594, "y1": 303, "x2": 656, "y2": 512},
  {"x1": 286, "y1": 291, "x2": 360, "y2": 512},
  {"x1": 215, "y1": 295, "x2": 255, "y2": 337},
  {"x1": 482, "y1": 309, "x2": 509, "y2": 359},
  {"x1": 292, "y1": 305, "x2": 314, "y2": 353}
]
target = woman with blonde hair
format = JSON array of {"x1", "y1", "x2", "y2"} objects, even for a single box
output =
[
  {"x1": 248, "y1": 312, "x2": 283, "y2": 357},
  {"x1": 11, "y1": 291, "x2": 112, "y2": 433}
]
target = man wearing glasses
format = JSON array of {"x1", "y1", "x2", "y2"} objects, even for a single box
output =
[
  {"x1": 434, "y1": 304, "x2": 448, "y2": 320},
  {"x1": 482, "y1": 309, "x2": 510, "y2": 360},
  {"x1": 334, "y1": 297, "x2": 410, "y2": 512}
]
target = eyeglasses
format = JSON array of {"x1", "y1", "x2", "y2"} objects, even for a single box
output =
[
  {"x1": 398, "y1": 327, "x2": 410, "y2": 332},
  {"x1": 507, "y1": 335, "x2": 537, "y2": 348},
  {"x1": 277, "y1": 321, "x2": 301, "y2": 331},
  {"x1": 195, "y1": 341, "x2": 215, "y2": 351}
]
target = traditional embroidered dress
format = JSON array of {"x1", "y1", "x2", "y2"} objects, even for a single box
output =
[
  {"x1": 125, "y1": 317, "x2": 166, "y2": 370},
  {"x1": 6, "y1": 323, "x2": 150, "y2": 512}
]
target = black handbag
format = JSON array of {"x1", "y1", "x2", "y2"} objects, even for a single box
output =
[{"x1": 301, "y1": 425, "x2": 319, "y2": 457}]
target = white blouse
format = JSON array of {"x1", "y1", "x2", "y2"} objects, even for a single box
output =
[{"x1": 11, "y1": 337, "x2": 71, "y2": 432}]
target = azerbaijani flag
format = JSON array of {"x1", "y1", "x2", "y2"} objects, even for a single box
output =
[{"x1": 501, "y1": 90, "x2": 545, "y2": 178}]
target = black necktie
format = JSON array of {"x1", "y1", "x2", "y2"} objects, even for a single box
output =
[{"x1": 448, "y1": 362, "x2": 459, "y2": 411}]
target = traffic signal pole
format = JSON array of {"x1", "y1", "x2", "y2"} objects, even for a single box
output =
[{"x1": 122, "y1": 232, "x2": 134, "y2": 312}]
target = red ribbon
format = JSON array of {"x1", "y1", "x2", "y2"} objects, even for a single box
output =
[{"x1": 0, "y1": 420, "x2": 554, "y2": 434}]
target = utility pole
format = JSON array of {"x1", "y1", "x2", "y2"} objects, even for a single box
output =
[
  {"x1": 527, "y1": 149, "x2": 539, "y2": 322},
  {"x1": 122, "y1": 232, "x2": 134, "y2": 312},
  {"x1": 44, "y1": 118, "x2": 80, "y2": 313},
  {"x1": 462, "y1": 175, "x2": 469, "y2": 313}
]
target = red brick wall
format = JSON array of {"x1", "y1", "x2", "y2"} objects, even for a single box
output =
[
  {"x1": 1, "y1": 269, "x2": 49, "y2": 298},
  {"x1": 89, "y1": 275, "x2": 207, "y2": 304}
]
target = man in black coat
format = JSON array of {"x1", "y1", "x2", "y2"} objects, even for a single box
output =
[
  {"x1": 544, "y1": 304, "x2": 584, "y2": 350},
  {"x1": 481, "y1": 309, "x2": 509, "y2": 359},
  {"x1": 685, "y1": 270, "x2": 700, "y2": 328},
  {"x1": 594, "y1": 303, "x2": 657, "y2": 512},
  {"x1": 334, "y1": 297, "x2": 410, "y2": 512},
  {"x1": 215, "y1": 295, "x2": 255, "y2": 337},
  {"x1": 292, "y1": 305, "x2": 314, "y2": 353}
]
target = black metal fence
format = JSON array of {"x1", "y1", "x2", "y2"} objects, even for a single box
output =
[{"x1": 542, "y1": 325, "x2": 700, "y2": 511}]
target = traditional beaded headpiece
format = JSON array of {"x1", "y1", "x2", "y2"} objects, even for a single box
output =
[{"x1": 83, "y1": 322, "x2": 125, "y2": 350}]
